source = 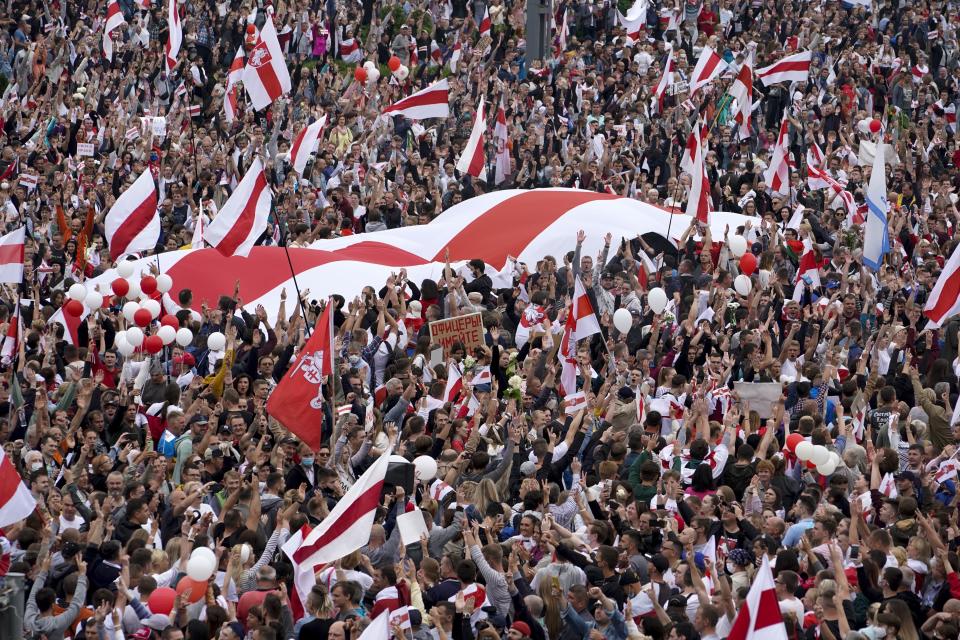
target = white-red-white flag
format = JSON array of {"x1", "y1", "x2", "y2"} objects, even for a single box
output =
[
  {"x1": 243, "y1": 15, "x2": 292, "y2": 111},
  {"x1": 685, "y1": 125, "x2": 711, "y2": 225},
  {"x1": 879, "y1": 472, "x2": 898, "y2": 498},
  {"x1": 689, "y1": 46, "x2": 725, "y2": 96},
  {"x1": 652, "y1": 47, "x2": 675, "y2": 114},
  {"x1": 290, "y1": 115, "x2": 328, "y2": 175},
  {"x1": 727, "y1": 52, "x2": 753, "y2": 140},
  {"x1": 449, "y1": 39, "x2": 462, "y2": 73},
  {"x1": 382, "y1": 79, "x2": 450, "y2": 120},
  {"x1": 494, "y1": 98, "x2": 511, "y2": 185},
  {"x1": 50, "y1": 303, "x2": 89, "y2": 346},
  {"x1": 764, "y1": 116, "x2": 791, "y2": 195},
  {"x1": 617, "y1": 6, "x2": 646, "y2": 45},
  {"x1": 282, "y1": 523, "x2": 317, "y2": 620},
  {"x1": 291, "y1": 450, "x2": 390, "y2": 567},
  {"x1": 224, "y1": 47, "x2": 245, "y2": 123},
  {"x1": 444, "y1": 362, "x2": 463, "y2": 403},
  {"x1": 795, "y1": 238, "x2": 821, "y2": 287},
  {"x1": 726, "y1": 555, "x2": 788, "y2": 640},
  {"x1": 430, "y1": 39, "x2": 442, "y2": 64},
  {"x1": 925, "y1": 240, "x2": 960, "y2": 328},
  {"x1": 0, "y1": 300, "x2": 21, "y2": 365},
  {"x1": 757, "y1": 50, "x2": 811, "y2": 85},
  {"x1": 456, "y1": 96, "x2": 487, "y2": 180},
  {"x1": 165, "y1": 0, "x2": 182, "y2": 73},
  {"x1": 0, "y1": 227, "x2": 25, "y2": 284},
  {"x1": 478, "y1": 5, "x2": 491, "y2": 37},
  {"x1": 339, "y1": 37, "x2": 362, "y2": 63},
  {"x1": 203, "y1": 157, "x2": 271, "y2": 257},
  {"x1": 0, "y1": 448, "x2": 37, "y2": 529},
  {"x1": 105, "y1": 169, "x2": 159, "y2": 261},
  {"x1": 568, "y1": 276, "x2": 601, "y2": 342},
  {"x1": 103, "y1": 0, "x2": 126, "y2": 62},
  {"x1": 564, "y1": 391, "x2": 587, "y2": 415}
]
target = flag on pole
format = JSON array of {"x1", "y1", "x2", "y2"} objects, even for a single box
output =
[
  {"x1": 266, "y1": 299, "x2": 335, "y2": 451},
  {"x1": 0, "y1": 301, "x2": 21, "y2": 365},
  {"x1": 456, "y1": 96, "x2": 487, "y2": 181},
  {"x1": 863, "y1": 135, "x2": 890, "y2": 271},
  {"x1": 727, "y1": 51, "x2": 754, "y2": 140},
  {"x1": 103, "y1": 0, "x2": 126, "y2": 62},
  {"x1": 924, "y1": 241, "x2": 960, "y2": 328},
  {"x1": 493, "y1": 98, "x2": 511, "y2": 185},
  {"x1": 652, "y1": 46, "x2": 675, "y2": 114},
  {"x1": 339, "y1": 37, "x2": 362, "y2": 63},
  {"x1": 165, "y1": 0, "x2": 182, "y2": 72},
  {"x1": 689, "y1": 46, "x2": 725, "y2": 96},
  {"x1": 0, "y1": 227, "x2": 25, "y2": 284},
  {"x1": 290, "y1": 115, "x2": 328, "y2": 175},
  {"x1": 449, "y1": 38, "x2": 462, "y2": 73},
  {"x1": 203, "y1": 158, "x2": 271, "y2": 257},
  {"x1": 757, "y1": 51, "x2": 812, "y2": 85},
  {"x1": 443, "y1": 362, "x2": 463, "y2": 403},
  {"x1": 242, "y1": 15, "x2": 292, "y2": 111},
  {"x1": 224, "y1": 47, "x2": 245, "y2": 123},
  {"x1": 381, "y1": 79, "x2": 450, "y2": 120},
  {"x1": 685, "y1": 125, "x2": 711, "y2": 224},
  {"x1": 282, "y1": 524, "x2": 315, "y2": 621},
  {"x1": 105, "y1": 169, "x2": 160, "y2": 261},
  {"x1": 764, "y1": 116, "x2": 791, "y2": 195},
  {"x1": 0, "y1": 448, "x2": 37, "y2": 529},
  {"x1": 478, "y1": 6, "x2": 491, "y2": 37},
  {"x1": 726, "y1": 555, "x2": 788, "y2": 640}
]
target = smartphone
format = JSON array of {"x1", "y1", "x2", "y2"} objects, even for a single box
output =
[
  {"x1": 551, "y1": 576, "x2": 561, "y2": 591},
  {"x1": 850, "y1": 544, "x2": 860, "y2": 560}
]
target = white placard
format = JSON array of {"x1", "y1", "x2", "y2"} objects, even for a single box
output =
[
  {"x1": 732, "y1": 382, "x2": 784, "y2": 419},
  {"x1": 396, "y1": 508, "x2": 429, "y2": 546},
  {"x1": 152, "y1": 116, "x2": 167, "y2": 137},
  {"x1": 76, "y1": 142, "x2": 95, "y2": 157}
]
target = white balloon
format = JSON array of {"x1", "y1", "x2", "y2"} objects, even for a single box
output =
[
  {"x1": 207, "y1": 331, "x2": 226, "y2": 351},
  {"x1": 122, "y1": 301, "x2": 140, "y2": 323},
  {"x1": 68, "y1": 283, "x2": 87, "y2": 301},
  {"x1": 367, "y1": 67, "x2": 380, "y2": 84},
  {"x1": 396, "y1": 65, "x2": 409, "y2": 80},
  {"x1": 758, "y1": 269, "x2": 771, "y2": 288},
  {"x1": 734, "y1": 274, "x2": 752, "y2": 296},
  {"x1": 125, "y1": 278, "x2": 141, "y2": 299},
  {"x1": 84, "y1": 290, "x2": 103, "y2": 310},
  {"x1": 810, "y1": 445, "x2": 830, "y2": 466},
  {"x1": 413, "y1": 455, "x2": 438, "y2": 482},
  {"x1": 176, "y1": 327, "x2": 194, "y2": 347},
  {"x1": 816, "y1": 459, "x2": 838, "y2": 476},
  {"x1": 156, "y1": 274, "x2": 173, "y2": 294},
  {"x1": 142, "y1": 299, "x2": 162, "y2": 318},
  {"x1": 858, "y1": 118, "x2": 871, "y2": 134},
  {"x1": 115, "y1": 334, "x2": 134, "y2": 357},
  {"x1": 363, "y1": 60, "x2": 376, "y2": 71},
  {"x1": 116, "y1": 261, "x2": 135, "y2": 278},
  {"x1": 190, "y1": 547, "x2": 217, "y2": 580},
  {"x1": 829, "y1": 451, "x2": 842, "y2": 468},
  {"x1": 157, "y1": 325, "x2": 177, "y2": 345},
  {"x1": 727, "y1": 235, "x2": 748, "y2": 257},
  {"x1": 795, "y1": 441, "x2": 814, "y2": 461},
  {"x1": 186, "y1": 555, "x2": 215, "y2": 582},
  {"x1": 613, "y1": 308, "x2": 633, "y2": 333},
  {"x1": 648, "y1": 288, "x2": 668, "y2": 314},
  {"x1": 126, "y1": 327, "x2": 144, "y2": 347}
]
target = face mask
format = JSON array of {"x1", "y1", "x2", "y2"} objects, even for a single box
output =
[
  {"x1": 348, "y1": 355, "x2": 361, "y2": 366},
  {"x1": 302, "y1": 457, "x2": 315, "y2": 467},
  {"x1": 30, "y1": 462, "x2": 42, "y2": 472},
  {"x1": 726, "y1": 561, "x2": 737, "y2": 575}
]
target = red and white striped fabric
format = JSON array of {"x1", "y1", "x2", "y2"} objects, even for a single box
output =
[
  {"x1": 617, "y1": 6, "x2": 646, "y2": 45},
  {"x1": 430, "y1": 478, "x2": 454, "y2": 502},
  {"x1": 727, "y1": 53, "x2": 753, "y2": 140},
  {"x1": 726, "y1": 555, "x2": 787, "y2": 640},
  {"x1": 568, "y1": 276, "x2": 601, "y2": 341},
  {"x1": 50, "y1": 302, "x2": 88, "y2": 346},
  {"x1": 493, "y1": 98, "x2": 511, "y2": 185},
  {"x1": 471, "y1": 366, "x2": 492, "y2": 387},
  {"x1": 103, "y1": 0, "x2": 126, "y2": 62},
  {"x1": 679, "y1": 124, "x2": 707, "y2": 175},
  {"x1": 105, "y1": 169, "x2": 159, "y2": 261},
  {"x1": 456, "y1": 96, "x2": 487, "y2": 180},
  {"x1": 290, "y1": 115, "x2": 327, "y2": 175},
  {"x1": 449, "y1": 39, "x2": 462, "y2": 73},
  {"x1": 382, "y1": 79, "x2": 450, "y2": 120},
  {"x1": 756, "y1": 50, "x2": 811, "y2": 86},
  {"x1": 652, "y1": 47, "x2": 675, "y2": 114},
  {"x1": 444, "y1": 361, "x2": 463, "y2": 402},
  {"x1": 689, "y1": 46, "x2": 724, "y2": 96},
  {"x1": 879, "y1": 472, "x2": 898, "y2": 498},
  {"x1": 925, "y1": 240, "x2": 960, "y2": 328},
  {"x1": 912, "y1": 64, "x2": 929, "y2": 82},
  {"x1": 165, "y1": 0, "x2": 181, "y2": 72},
  {"x1": 0, "y1": 301, "x2": 20, "y2": 365},
  {"x1": 684, "y1": 125, "x2": 711, "y2": 224},
  {"x1": 554, "y1": 10, "x2": 569, "y2": 57},
  {"x1": 795, "y1": 238, "x2": 821, "y2": 289},
  {"x1": 764, "y1": 117, "x2": 791, "y2": 195},
  {"x1": 564, "y1": 391, "x2": 587, "y2": 414},
  {"x1": 292, "y1": 450, "x2": 390, "y2": 566},
  {"x1": 430, "y1": 39, "x2": 442, "y2": 64},
  {"x1": 223, "y1": 47, "x2": 245, "y2": 123},
  {"x1": 281, "y1": 523, "x2": 316, "y2": 621},
  {"x1": 0, "y1": 227, "x2": 25, "y2": 284},
  {"x1": 339, "y1": 37, "x2": 362, "y2": 63},
  {"x1": 203, "y1": 157, "x2": 271, "y2": 257},
  {"x1": 478, "y1": 6, "x2": 491, "y2": 37},
  {"x1": 243, "y1": 16, "x2": 291, "y2": 111},
  {"x1": 935, "y1": 459, "x2": 960, "y2": 484},
  {"x1": 806, "y1": 141, "x2": 825, "y2": 169},
  {"x1": 0, "y1": 448, "x2": 37, "y2": 529},
  {"x1": 515, "y1": 304, "x2": 546, "y2": 348}
]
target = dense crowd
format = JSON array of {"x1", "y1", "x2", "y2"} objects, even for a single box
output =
[{"x1": 2, "y1": 1, "x2": 960, "y2": 640}]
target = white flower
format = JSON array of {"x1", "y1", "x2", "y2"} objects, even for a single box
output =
[{"x1": 508, "y1": 375, "x2": 522, "y2": 389}]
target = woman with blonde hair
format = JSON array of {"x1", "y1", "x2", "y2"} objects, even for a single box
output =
[{"x1": 537, "y1": 579, "x2": 563, "y2": 640}]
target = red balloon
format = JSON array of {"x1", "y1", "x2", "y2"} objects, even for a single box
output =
[
  {"x1": 140, "y1": 275, "x2": 158, "y2": 295},
  {"x1": 144, "y1": 335, "x2": 164, "y2": 354},
  {"x1": 739, "y1": 253, "x2": 758, "y2": 276},
  {"x1": 805, "y1": 460, "x2": 818, "y2": 470},
  {"x1": 354, "y1": 67, "x2": 368, "y2": 83},
  {"x1": 160, "y1": 314, "x2": 179, "y2": 328},
  {"x1": 388, "y1": 56, "x2": 401, "y2": 72},
  {"x1": 134, "y1": 308, "x2": 153, "y2": 327},
  {"x1": 64, "y1": 300, "x2": 84, "y2": 317},
  {"x1": 148, "y1": 587, "x2": 177, "y2": 615},
  {"x1": 111, "y1": 277, "x2": 129, "y2": 298},
  {"x1": 176, "y1": 578, "x2": 207, "y2": 603},
  {"x1": 869, "y1": 119, "x2": 882, "y2": 134},
  {"x1": 246, "y1": 24, "x2": 256, "y2": 35},
  {"x1": 786, "y1": 433, "x2": 804, "y2": 453}
]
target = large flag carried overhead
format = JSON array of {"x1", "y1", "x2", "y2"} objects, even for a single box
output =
[
  {"x1": 105, "y1": 169, "x2": 159, "y2": 261},
  {"x1": 243, "y1": 15, "x2": 292, "y2": 110},
  {"x1": 266, "y1": 299, "x2": 335, "y2": 451},
  {"x1": 382, "y1": 79, "x2": 450, "y2": 120},
  {"x1": 203, "y1": 158, "x2": 271, "y2": 257},
  {"x1": 862, "y1": 137, "x2": 890, "y2": 271}
]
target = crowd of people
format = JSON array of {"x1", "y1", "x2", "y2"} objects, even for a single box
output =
[{"x1": 2, "y1": 0, "x2": 960, "y2": 640}]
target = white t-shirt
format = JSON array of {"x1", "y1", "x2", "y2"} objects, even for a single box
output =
[
  {"x1": 59, "y1": 514, "x2": 85, "y2": 532},
  {"x1": 780, "y1": 597, "x2": 805, "y2": 621}
]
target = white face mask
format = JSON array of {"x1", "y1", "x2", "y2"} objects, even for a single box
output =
[{"x1": 30, "y1": 462, "x2": 43, "y2": 472}]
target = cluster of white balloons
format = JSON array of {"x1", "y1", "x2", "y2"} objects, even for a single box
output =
[
  {"x1": 186, "y1": 546, "x2": 217, "y2": 582},
  {"x1": 66, "y1": 283, "x2": 105, "y2": 311},
  {"x1": 362, "y1": 60, "x2": 381, "y2": 84},
  {"x1": 796, "y1": 442, "x2": 842, "y2": 476}
]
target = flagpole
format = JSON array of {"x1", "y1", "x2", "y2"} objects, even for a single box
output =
[{"x1": 281, "y1": 216, "x2": 312, "y2": 338}]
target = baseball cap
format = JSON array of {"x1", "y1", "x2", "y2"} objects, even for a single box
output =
[
  {"x1": 520, "y1": 461, "x2": 538, "y2": 477},
  {"x1": 618, "y1": 386, "x2": 636, "y2": 401},
  {"x1": 648, "y1": 553, "x2": 670, "y2": 574},
  {"x1": 511, "y1": 622, "x2": 531, "y2": 637},
  {"x1": 619, "y1": 570, "x2": 640, "y2": 586}
]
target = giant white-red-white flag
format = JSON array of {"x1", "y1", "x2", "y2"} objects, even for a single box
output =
[
  {"x1": 165, "y1": 0, "x2": 181, "y2": 73},
  {"x1": 0, "y1": 448, "x2": 37, "y2": 529},
  {"x1": 291, "y1": 449, "x2": 390, "y2": 567},
  {"x1": 203, "y1": 157, "x2": 271, "y2": 257},
  {"x1": 925, "y1": 240, "x2": 960, "y2": 328},
  {"x1": 689, "y1": 46, "x2": 725, "y2": 96},
  {"x1": 757, "y1": 50, "x2": 812, "y2": 86},
  {"x1": 103, "y1": 0, "x2": 126, "y2": 62},
  {"x1": 243, "y1": 15, "x2": 292, "y2": 111},
  {"x1": 224, "y1": 47, "x2": 245, "y2": 123},
  {"x1": 764, "y1": 116, "x2": 791, "y2": 195},
  {"x1": 728, "y1": 52, "x2": 753, "y2": 140},
  {"x1": 290, "y1": 115, "x2": 328, "y2": 175},
  {"x1": 685, "y1": 125, "x2": 711, "y2": 224},
  {"x1": 456, "y1": 96, "x2": 487, "y2": 180},
  {"x1": 494, "y1": 98, "x2": 511, "y2": 185},
  {"x1": 105, "y1": 169, "x2": 159, "y2": 261},
  {"x1": 0, "y1": 227, "x2": 25, "y2": 284},
  {"x1": 382, "y1": 79, "x2": 450, "y2": 120},
  {"x1": 726, "y1": 555, "x2": 788, "y2": 640}
]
